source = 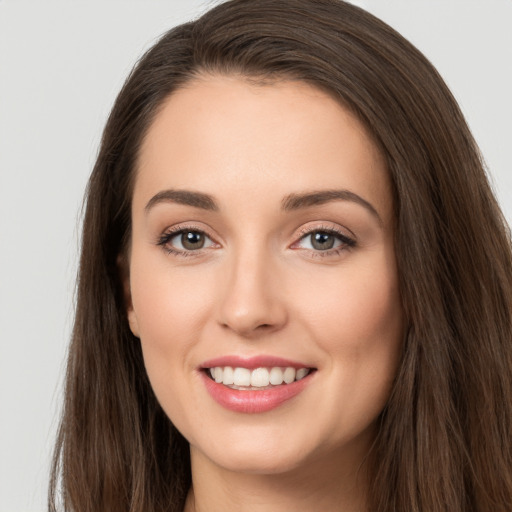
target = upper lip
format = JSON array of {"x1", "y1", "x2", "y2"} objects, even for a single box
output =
[{"x1": 200, "y1": 355, "x2": 315, "y2": 370}]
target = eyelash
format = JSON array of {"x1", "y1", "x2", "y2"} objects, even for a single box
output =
[
  {"x1": 156, "y1": 224, "x2": 356, "y2": 258},
  {"x1": 292, "y1": 224, "x2": 356, "y2": 258},
  {"x1": 156, "y1": 225, "x2": 217, "y2": 257}
]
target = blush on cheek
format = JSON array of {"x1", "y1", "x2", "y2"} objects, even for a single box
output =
[{"x1": 303, "y1": 278, "x2": 400, "y2": 344}]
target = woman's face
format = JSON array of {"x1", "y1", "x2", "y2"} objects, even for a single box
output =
[{"x1": 126, "y1": 75, "x2": 403, "y2": 474}]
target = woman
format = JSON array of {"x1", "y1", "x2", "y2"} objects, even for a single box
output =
[{"x1": 49, "y1": 1, "x2": 512, "y2": 511}]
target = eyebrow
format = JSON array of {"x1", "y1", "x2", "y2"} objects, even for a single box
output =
[
  {"x1": 145, "y1": 187, "x2": 381, "y2": 223},
  {"x1": 281, "y1": 189, "x2": 381, "y2": 223},
  {"x1": 145, "y1": 189, "x2": 219, "y2": 213}
]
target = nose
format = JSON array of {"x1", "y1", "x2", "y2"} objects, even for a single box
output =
[{"x1": 216, "y1": 247, "x2": 288, "y2": 338}]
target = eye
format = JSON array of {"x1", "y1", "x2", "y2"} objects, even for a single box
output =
[
  {"x1": 173, "y1": 231, "x2": 209, "y2": 250},
  {"x1": 304, "y1": 231, "x2": 339, "y2": 250},
  {"x1": 158, "y1": 228, "x2": 216, "y2": 254},
  {"x1": 294, "y1": 228, "x2": 355, "y2": 252}
]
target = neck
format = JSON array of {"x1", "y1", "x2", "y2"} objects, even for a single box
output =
[{"x1": 183, "y1": 443, "x2": 371, "y2": 512}]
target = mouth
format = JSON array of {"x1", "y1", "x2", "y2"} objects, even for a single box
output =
[
  {"x1": 204, "y1": 366, "x2": 314, "y2": 390},
  {"x1": 199, "y1": 356, "x2": 317, "y2": 413}
]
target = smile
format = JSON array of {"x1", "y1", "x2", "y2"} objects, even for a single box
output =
[
  {"x1": 207, "y1": 366, "x2": 311, "y2": 388},
  {"x1": 200, "y1": 356, "x2": 316, "y2": 413}
]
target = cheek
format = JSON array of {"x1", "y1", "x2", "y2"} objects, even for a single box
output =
[
  {"x1": 312, "y1": 278, "x2": 401, "y2": 437},
  {"x1": 128, "y1": 258, "x2": 216, "y2": 434},
  {"x1": 128, "y1": 253, "x2": 205, "y2": 388},
  {"x1": 292, "y1": 253, "x2": 403, "y2": 409},
  {"x1": 130, "y1": 254, "x2": 214, "y2": 346},
  {"x1": 297, "y1": 262, "x2": 402, "y2": 347}
]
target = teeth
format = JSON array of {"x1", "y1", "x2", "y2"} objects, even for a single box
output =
[
  {"x1": 283, "y1": 367, "x2": 296, "y2": 384},
  {"x1": 269, "y1": 367, "x2": 284, "y2": 385},
  {"x1": 223, "y1": 366, "x2": 234, "y2": 385},
  {"x1": 207, "y1": 366, "x2": 311, "y2": 388},
  {"x1": 233, "y1": 367, "x2": 251, "y2": 386},
  {"x1": 296, "y1": 368, "x2": 308, "y2": 380},
  {"x1": 250, "y1": 368, "x2": 270, "y2": 387}
]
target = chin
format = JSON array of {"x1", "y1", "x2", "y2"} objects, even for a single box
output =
[
  {"x1": 204, "y1": 445, "x2": 307, "y2": 475},
  {"x1": 189, "y1": 423, "x2": 327, "y2": 476}
]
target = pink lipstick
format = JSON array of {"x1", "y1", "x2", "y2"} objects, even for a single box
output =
[{"x1": 199, "y1": 356, "x2": 316, "y2": 413}]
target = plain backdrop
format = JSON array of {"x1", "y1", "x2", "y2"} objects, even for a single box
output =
[{"x1": 0, "y1": 1, "x2": 510, "y2": 510}]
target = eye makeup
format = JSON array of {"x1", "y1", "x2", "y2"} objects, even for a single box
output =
[
  {"x1": 155, "y1": 220, "x2": 356, "y2": 260},
  {"x1": 156, "y1": 224, "x2": 219, "y2": 257},
  {"x1": 290, "y1": 222, "x2": 356, "y2": 259}
]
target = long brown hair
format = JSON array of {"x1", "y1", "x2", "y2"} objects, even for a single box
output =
[{"x1": 49, "y1": 1, "x2": 512, "y2": 511}]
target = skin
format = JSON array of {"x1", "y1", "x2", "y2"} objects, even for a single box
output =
[{"x1": 125, "y1": 75, "x2": 403, "y2": 512}]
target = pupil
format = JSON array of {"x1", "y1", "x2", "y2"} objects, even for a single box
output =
[
  {"x1": 182, "y1": 231, "x2": 204, "y2": 250},
  {"x1": 312, "y1": 232, "x2": 334, "y2": 250}
]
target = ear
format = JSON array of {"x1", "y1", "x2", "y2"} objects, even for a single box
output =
[{"x1": 117, "y1": 253, "x2": 140, "y2": 338}]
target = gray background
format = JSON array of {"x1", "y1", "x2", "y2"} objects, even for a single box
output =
[{"x1": 1, "y1": 1, "x2": 510, "y2": 510}]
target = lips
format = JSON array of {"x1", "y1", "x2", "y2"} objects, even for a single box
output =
[{"x1": 199, "y1": 356, "x2": 316, "y2": 413}]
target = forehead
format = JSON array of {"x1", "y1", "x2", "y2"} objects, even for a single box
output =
[{"x1": 135, "y1": 75, "x2": 392, "y2": 222}]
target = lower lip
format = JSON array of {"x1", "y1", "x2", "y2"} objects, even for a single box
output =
[{"x1": 201, "y1": 371, "x2": 313, "y2": 413}]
